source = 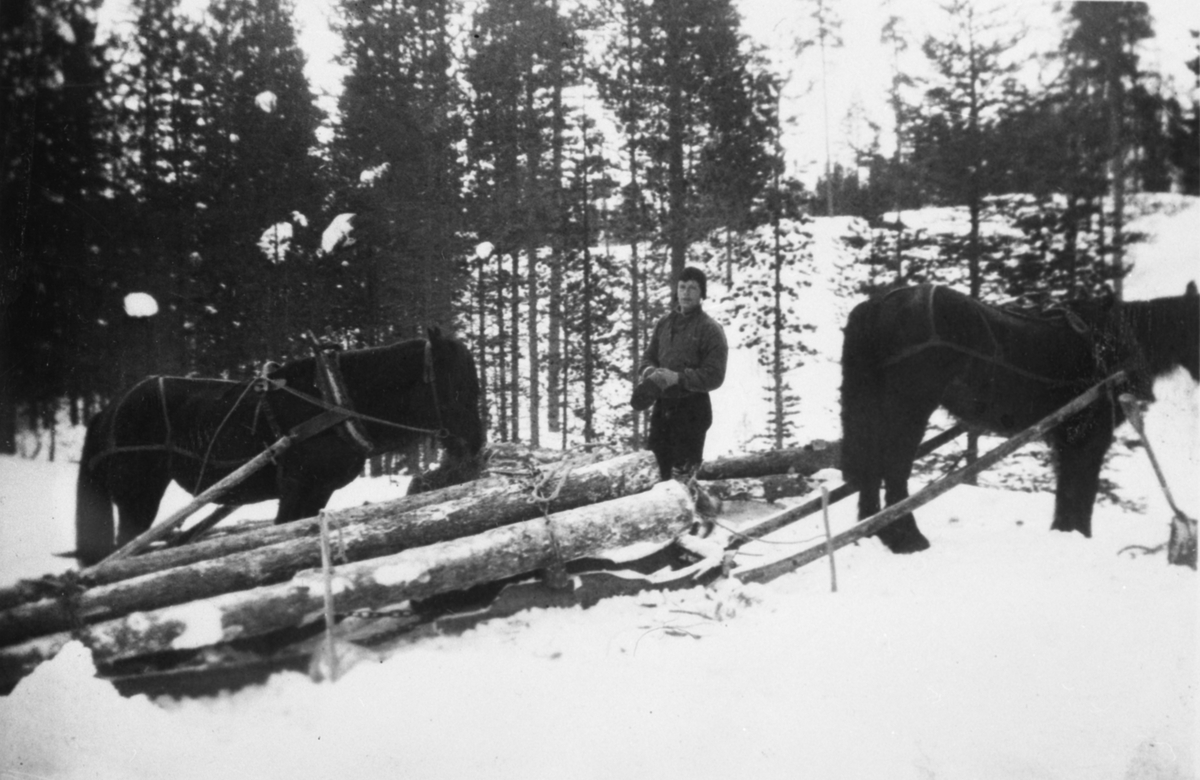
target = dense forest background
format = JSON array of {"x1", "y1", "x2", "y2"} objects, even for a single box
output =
[{"x1": 2, "y1": 0, "x2": 1197, "y2": 458}]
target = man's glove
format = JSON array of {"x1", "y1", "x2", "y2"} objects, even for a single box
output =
[{"x1": 649, "y1": 367, "x2": 679, "y2": 389}]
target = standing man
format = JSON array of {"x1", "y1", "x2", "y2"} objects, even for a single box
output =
[{"x1": 634, "y1": 266, "x2": 728, "y2": 482}]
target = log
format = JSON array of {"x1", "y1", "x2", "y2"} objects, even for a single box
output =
[
  {"x1": 0, "y1": 481, "x2": 694, "y2": 687},
  {"x1": 698, "y1": 441, "x2": 841, "y2": 481},
  {"x1": 84, "y1": 451, "x2": 660, "y2": 587},
  {"x1": 700, "y1": 474, "x2": 814, "y2": 503},
  {"x1": 0, "y1": 477, "x2": 500, "y2": 613},
  {"x1": 734, "y1": 374, "x2": 1124, "y2": 584},
  {"x1": 0, "y1": 453, "x2": 663, "y2": 645}
]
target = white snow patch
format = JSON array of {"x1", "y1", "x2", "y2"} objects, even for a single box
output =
[
  {"x1": 123, "y1": 291, "x2": 158, "y2": 317},
  {"x1": 254, "y1": 90, "x2": 277, "y2": 113},
  {"x1": 373, "y1": 560, "x2": 433, "y2": 587},
  {"x1": 359, "y1": 162, "x2": 390, "y2": 185},
  {"x1": 166, "y1": 602, "x2": 227, "y2": 650},
  {"x1": 258, "y1": 221, "x2": 293, "y2": 263},
  {"x1": 320, "y1": 213, "x2": 356, "y2": 254}
]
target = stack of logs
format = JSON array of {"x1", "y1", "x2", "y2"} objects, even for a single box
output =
[{"x1": 0, "y1": 440, "x2": 840, "y2": 694}]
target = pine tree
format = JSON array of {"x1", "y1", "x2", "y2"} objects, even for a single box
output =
[
  {"x1": 465, "y1": 0, "x2": 580, "y2": 443},
  {"x1": 597, "y1": 0, "x2": 775, "y2": 291},
  {"x1": 333, "y1": 0, "x2": 467, "y2": 346},
  {"x1": 1063, "y1": 2, "x2": 1154, "y2": 299},
  {"x1": 911, "y1": 0, "x2": 1025, "y2": 299}
]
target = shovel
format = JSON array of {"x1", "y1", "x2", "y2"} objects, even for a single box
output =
[{"x1": 1118, "y1": 393, "x2": 1197, "y2": 569}]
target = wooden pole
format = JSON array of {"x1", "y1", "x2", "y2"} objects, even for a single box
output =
[
  {"x1": 94, "y1": 435, "x2": 295, "y2": 566},
  {"x1": 735, "y1": 374, "x2": 1124, "y2": 585},
  {"x1": 728, "y1": 425, "x2": 966, "y2": 549},
  {"x1": 821, "y1": 485, "x2": 837, "y2": 593},
  {"x1": 318, "y1": 510, "x2": 339, "y2": 681}
]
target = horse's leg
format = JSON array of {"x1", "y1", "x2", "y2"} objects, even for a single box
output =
[
  {"x1": 1049, "y1": 418, "x2": 1112, "y2": 537},
  {"x1": 112, "y1": 456, "x2": 171, "y2": 548},
  {"x1": 273, "y1": 453, "x2": 356, "y2": 523},
  {"x1": 873, "y1": 398, "x2": 938, "y2": 554}
]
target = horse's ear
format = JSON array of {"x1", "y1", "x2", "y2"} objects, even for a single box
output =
[
  {"x1": 426, "y1": 325, "x2": 442, "y2": 343},
  {"x1": 1186, "y1": 281, "x2": 1197, "y2": 298}
]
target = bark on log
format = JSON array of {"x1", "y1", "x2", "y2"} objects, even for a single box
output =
[
  {"x1": 700, "y1": 474, "x2": 813, "y2": 503},
  {"x1": 0, "y1": 453, "x2": 663, "y2": 645},
  {"x1": 697, "y1": 441, "x2": 841, "y2": 481},
  {"x1": 0, "y1": 481, "x2": 693, "y2": 686}
]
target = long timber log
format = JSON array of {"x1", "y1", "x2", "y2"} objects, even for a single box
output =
[
  {"x1": 0, "y1": 481, "x2": 694, "y2": 689},
  {"x1": 0, "y1": 452, "x2": 663, "y2": 645},
  {"x1": 698, "y1": 441, "x2": 841, "y2": 481},
  {"x1": 0, "y1": 477, "x2": 505, "y2": 614},
  {"x1": 734, "y1": 375, "x2": 1123, "y2": 584},
  {"x1": 701, "y1": 473, "x2": 814, "y2": 503}
]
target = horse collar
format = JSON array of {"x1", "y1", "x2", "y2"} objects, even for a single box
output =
[{"x1": 312, "y1": 345, "x2": 375, "y2": 455}]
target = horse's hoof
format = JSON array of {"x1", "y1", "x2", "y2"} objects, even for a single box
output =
[{"x1": 881, "y1": 534, "x2": 931, "y2": 554}]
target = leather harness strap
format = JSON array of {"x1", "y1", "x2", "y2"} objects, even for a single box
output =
[
  {"x1": 88, "y1": 337, "x2": 452, "y2": 472},
  {"x1": 879, "y1": 285, "x2": 1093, "y2": 386}
]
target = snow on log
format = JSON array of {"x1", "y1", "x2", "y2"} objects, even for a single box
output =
[
  {"x1": 697, "y1": 441, "x2": 840, "y2": 481},
  {"x1": 0, "y1": 453, "x2": 664, "y2": 645},
  {"x1": 0, "y1": 480, "x2": 694, "y2": 684}
]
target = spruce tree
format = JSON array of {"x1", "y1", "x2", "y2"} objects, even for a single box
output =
[
  {"x1": 333, "y1": 0, "x2": 466, "y2": 346},
  {"x1": 1, "y1": 0, "x2": 109, "y2": 450}
]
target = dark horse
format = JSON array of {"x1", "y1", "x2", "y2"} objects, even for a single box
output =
[
  {"x1": 75, "y1": 327, "x2": 483, "y2": 565},
  {"x1": 840, "y1": 283, "x2": 1199, "y2": 553}
]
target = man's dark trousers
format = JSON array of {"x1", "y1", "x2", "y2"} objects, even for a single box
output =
[{"x1": 647, "y1": 393, "x2": 712, "y2": 481}]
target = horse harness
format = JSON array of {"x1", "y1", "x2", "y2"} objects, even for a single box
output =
[
  {"x1": 91, "y1": 338, "x2": 450, "y2": 475},
  {"x1": 878, "y1": 285, "x2": 1110, "y2": 386}
]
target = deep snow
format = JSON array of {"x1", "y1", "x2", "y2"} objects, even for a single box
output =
[{"x1": 1, "y1": 199, "x2": 1197, "y2": 779}]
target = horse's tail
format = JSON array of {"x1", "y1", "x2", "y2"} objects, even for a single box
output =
[
  {"x1": 840, "y1": 298, "x2": 885, "y2": 486},
  {"x1": 75, "y1": 406, "x2": 115, "y2": 566}
]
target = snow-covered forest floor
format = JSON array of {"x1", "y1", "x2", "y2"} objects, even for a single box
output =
[{"x1": 1, "y1": 197, "x2": 1197, "y2": 780}]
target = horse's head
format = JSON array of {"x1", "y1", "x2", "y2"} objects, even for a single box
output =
[
  {"x1": 426, "y1": 326, "x2": 485, "y2": 460},
  {"x1": 1096, "y1": 282, "x2": 1200, "y2": 397}
]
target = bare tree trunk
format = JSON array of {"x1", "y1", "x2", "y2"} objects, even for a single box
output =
[
  {"x1": 510, "y1": 252, "x2": 521, "y2": 441},
  {"x1": 1108, "y1": 46, "x2": 1126, "y2": 300},
  {"x1": 477, "y1": 254, "x2": 490, "y2": 434},
  {"x1": 629, "y1": 240, "x2": 642, "y2": 447},
  {"x1": 496, "y1": 254, "x2": 508, "y2": 441},
  {"x1": 526, "y1": 245, "x2": 540, "y2": 446},
  {"x1": 581, "y1": 129, "x2": 595, "y2": 442},
  {"x1": 772, "y1": 212, "x2": 785, "y2": 449}
]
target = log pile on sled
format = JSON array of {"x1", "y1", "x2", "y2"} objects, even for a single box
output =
[
  {"x1": 0, "y1": 441, "x2": 845, "y2": 696},
  {"x1": 0, "y1": 372, "x2": 1190, "y2": 697}
]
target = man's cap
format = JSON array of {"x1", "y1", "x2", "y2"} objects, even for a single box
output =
[{"x1": 679, "y1": 266, "x2": 707, "y2": 299}]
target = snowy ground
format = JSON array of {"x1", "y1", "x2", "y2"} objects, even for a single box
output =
[{"x1": 1, "y1": 199, "x2": 1197, "y2": 779}]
